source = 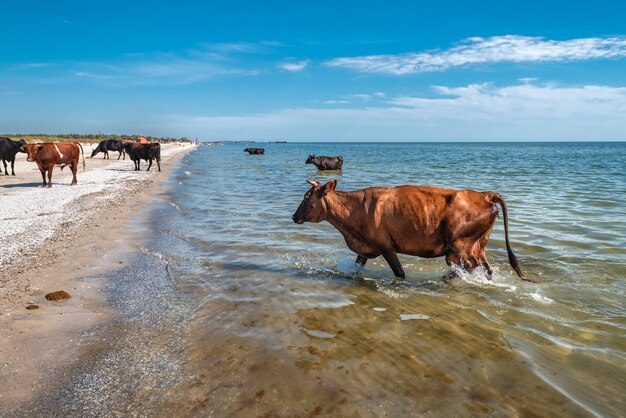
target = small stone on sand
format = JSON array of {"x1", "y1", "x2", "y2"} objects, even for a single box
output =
[
  {"x1": 45, "y1": 290, "x2": 71, "y2": 301},
  {"x1": 26, "y1": 304, "x2": 40, "y2": 310}
]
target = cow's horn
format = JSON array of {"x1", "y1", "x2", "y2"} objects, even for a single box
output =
[{"x1": 307, "y1": 180, "x2": 321, "y2": 188}]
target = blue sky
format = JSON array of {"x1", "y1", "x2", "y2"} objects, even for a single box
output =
[{"x1": 2, "y1": 0, "x2": 626, "y2": 141}]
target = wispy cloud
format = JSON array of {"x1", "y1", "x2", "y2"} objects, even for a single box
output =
[
  {"x1": 5, "y1": 42, "x2": 282, "y2": 87},
  {"x1": 164, "y1": 82, "x2": 626, "y2": 140},
  {"x1": 279, "y1": 60, "x2": 310, "y2": 72},
  {"x1": 325, "y1": 35, "x2": 626, "y2": 74}
]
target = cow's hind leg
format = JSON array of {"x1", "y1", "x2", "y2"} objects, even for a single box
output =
[
  {"x1": 1, "y1": 159, "x2": 7, "y2": 175},
  {"x1": 70, "y1": 160, "x2": 78, "y2": 185},
  {"x1": 146, "y1": 158, "x2": 152, "y2": 171},
  {"x1": 445, "y1": 243, "x2": 479, "y2": 277}
]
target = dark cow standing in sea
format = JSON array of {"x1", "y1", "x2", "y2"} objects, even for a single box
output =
[
  {"x1": 0, "y1": 137, "x2": 27, "y2": 175},
  {"x1": 123, "y1": 142, "x2": 161, "y2": 171},
  {"x1": 91, "y1": 139, "x2": 126, "y2": 160},
  {"x1": 305, "y1": 154, "x2": 343, "y2": 171},
  {"x1": 293, "y1": 180, "x2": 534, "y2": 282},
  {"x1": 21, "y1": 142, "x2": 85, "y2": 187},
  {"x1": 244, "y1": 148, "x2": 265, "y2": 155}
]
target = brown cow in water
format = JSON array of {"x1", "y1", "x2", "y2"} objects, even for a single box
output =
[
  {"x1": 292, "y1": 180, "x2": 534, "y2": 282},
  {"x1": 21, "y1": 142, "x2": 85, "y2": 188}
]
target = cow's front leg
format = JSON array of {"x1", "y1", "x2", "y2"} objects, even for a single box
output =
[
  {"x1": 355, "y1": 255, "x2": 368, "y2": 267},
  {"x1": 381, "y1": 249, "x2": 405, "y2": 279},
  {"x1": 39, "y1": 168, "x2": 47, "y2": 187},
  {"x1": 47, "y1": 164, "x2": 54, "y2": 187},
  {"x1": 11, "y1": 159, "x2": 16, "y2": 175}
]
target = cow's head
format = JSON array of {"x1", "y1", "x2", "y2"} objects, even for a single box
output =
[
  {"x1": 305, "y1": 154, "x2": 315, "y2": 164},
  {"x1": 244, "y1": 148, "x2": 250, "y2": 152},
  {"x1": 21, "y1": 144, "x2": 44, "y2": 162},
  {"x1": 17, "y1": 139, "x2": 27, "y2": 153},
  {"x1": 292, "y1": 180, "x2": 337, "y2": 224}
]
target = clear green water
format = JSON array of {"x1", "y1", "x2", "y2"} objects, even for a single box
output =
[{"x1": 154, "y1": 142, "x2": 625, "y2": 416}]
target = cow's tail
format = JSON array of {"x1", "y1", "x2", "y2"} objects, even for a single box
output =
[
  {"x1": 490, "y1": 193, "x2": 536, "y2": 283},
  {"x1": 77, "y1": 142, "x2": 85, "y2": 171}
]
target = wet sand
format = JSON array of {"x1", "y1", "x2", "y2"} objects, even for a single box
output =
[{"x1": 0, "y1": 143, "x2": 195, "y2": 412}]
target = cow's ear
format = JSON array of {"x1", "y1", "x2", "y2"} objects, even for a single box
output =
[
  {"x1": 37, "y1": 144, "x2": 44, "y2": 150},
  {"x1": 322, "y1": 180, "x2": 337, "y2": 195}
]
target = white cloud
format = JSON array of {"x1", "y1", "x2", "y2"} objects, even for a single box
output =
[
  {"x1": 162, "y1": 82, "x2": 626, "y2": 140},
  {"x1": 279, "y1": 60, "x2": 310, "y2": 72},
  {"x1": 325, "y1": 35, "x2": 626, "y2": 74},
  {"x1": 4, "y1": 42, "x2": 280, "y2": 87}
]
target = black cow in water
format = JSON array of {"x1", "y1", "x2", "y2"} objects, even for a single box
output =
[
  {"x1": 244, "y1": 147, "x2": 265, "y2": 155},
  {"x1": 123, "y1": 142, "x2": 161, "y2": 171},
  {"x1": 91, "y1": 139, "x2": 126, "y2": 160},
  {"x1": 305, "y1": 154, "x2": 343, "y2": 171},
  {"x1": 0, "y1": 137, "x2": 27, "y2": 175}
]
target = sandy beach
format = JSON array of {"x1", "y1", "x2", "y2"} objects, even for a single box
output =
[{"x1": 0, "y1": 142, "x2": 195, "y2": 411}]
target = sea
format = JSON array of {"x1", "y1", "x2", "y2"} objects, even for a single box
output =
[{"x1": 30, "y1": 142, "x2": 626, "y2": 417}]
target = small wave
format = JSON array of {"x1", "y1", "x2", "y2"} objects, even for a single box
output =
[
  {"x1": 448, "y1": 264, "x2": 519, "y2": 292},
  {"x1": 528, "y1": 290, "x2": 554, "y2": 304},
  {"x1": 399, "y1": 313, "x2": 429, "y2": 320}
]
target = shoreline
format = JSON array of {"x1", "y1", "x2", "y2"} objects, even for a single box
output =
[{"x1": 0, "y1": 143, "x2": 195, "y2": 411}]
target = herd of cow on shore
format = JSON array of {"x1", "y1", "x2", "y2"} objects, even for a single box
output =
[
  {"x1": 245, "y1": 146, "x2": 534, "y2": 283},
  {"x1": 1, "y1": 139, "x2": 534, "y2": 282},
  {"x1": 0, "y1": 137, "x2": 161, "y2": 187}
]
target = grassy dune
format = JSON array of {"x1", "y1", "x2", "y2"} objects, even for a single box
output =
[{"x1": 1, "y1": 133, "x2": 192, "y2": 144}]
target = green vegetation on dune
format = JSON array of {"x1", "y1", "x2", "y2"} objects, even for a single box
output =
[{"x1": 0, "y1": 133, "x2": 193, "y2": 144}]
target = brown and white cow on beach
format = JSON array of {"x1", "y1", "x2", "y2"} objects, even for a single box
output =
[
  {"x1": 21, "y1": 142, "x2": 85, "y2": 188},
  {"x1": 292, "y1": 180, "x2": 534, "y2": 282}
]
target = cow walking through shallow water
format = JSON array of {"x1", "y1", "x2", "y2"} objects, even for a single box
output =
[
  {"x1": 244, "y1": 147, "x2": 265, "y2": 155},
  {"x1": 305, "y1": 155, "x2": 343, "y2": 171},
  {"x1": 292, "y1": 180, "x2": 534, "y2": 282},
  {"x1": 21, "y1": 142, "x2": 85, "y2": 187}
]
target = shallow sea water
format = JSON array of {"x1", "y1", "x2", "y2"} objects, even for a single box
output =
[{"x1": 145, "y1": 143, "x2": 624, "y2": 417}]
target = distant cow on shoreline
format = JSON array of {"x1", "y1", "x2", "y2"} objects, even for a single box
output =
[
  {"x1": 244, "y1": 148, "x2": 265, "y2": 155},
  {"x1": 123, "y1": 142, "x2": 161, "y2": 171},
  {"x1": 21, "y1": 142, "x2": 85, "y2": 187},
  {"x1": 292, "y1": 180, "x2": 534, "y2": 282},
  {"x1": 0, "y1": 137, "x2": 27, "y2": 176},
  {"x1": 91, "y1": 139, "x2": 126, "y2": 160},
  {"x1": 305, "y1": 155, "x2": 343, "y2": 171}
]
